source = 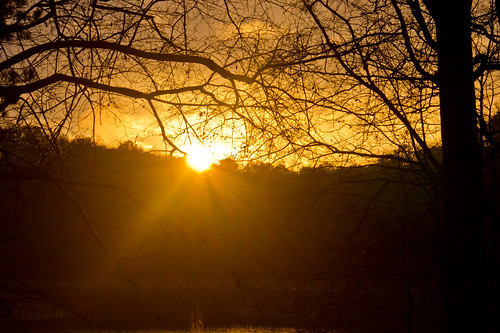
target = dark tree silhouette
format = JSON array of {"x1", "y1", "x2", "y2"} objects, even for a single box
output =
[
  {"x1": 1, "y1": 1, "x2": 500, "y2": 332},
  {"x1": 424, "y1": 1, "x2": 489, "y2": 331}
]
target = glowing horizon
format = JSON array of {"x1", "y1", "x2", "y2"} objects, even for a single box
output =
[{"x1": 183, "y1": 142, "x2": 234, "y2": 172}]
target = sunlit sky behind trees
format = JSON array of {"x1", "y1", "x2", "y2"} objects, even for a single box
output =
[
  {"x1": 1, "y1": 1, "x2": 500, "y2": 332},
  {"x1": 4, "y1": 0, "x2": 494, "y2": 169}
]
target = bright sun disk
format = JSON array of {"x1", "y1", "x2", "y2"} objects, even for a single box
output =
[{"x1": 186, "y1": 145, "x2": 214, "y2": 172}]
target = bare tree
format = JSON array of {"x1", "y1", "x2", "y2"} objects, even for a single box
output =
[
  {"x1": 1, "y1": 0, "x2": 500, "y2": 332},
  {"x1": 262, "y1": 1, "x2": 499, "y2": 331}
]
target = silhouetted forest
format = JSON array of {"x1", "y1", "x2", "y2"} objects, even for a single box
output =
[
  {"x1": 2, "y1": 126, "x2": 487, "y2": 332},
  {"x1": 3, "y1": 1, "x2": 500, "y2": 331}
]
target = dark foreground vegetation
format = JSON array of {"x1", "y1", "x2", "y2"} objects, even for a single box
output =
[{"x1": 0, "y1": 127, "x2": 498, "y2": 333}]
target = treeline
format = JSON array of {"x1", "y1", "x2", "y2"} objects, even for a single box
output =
[{"x1": 0, "y1": 127, "x2": 456, "y2": 332}]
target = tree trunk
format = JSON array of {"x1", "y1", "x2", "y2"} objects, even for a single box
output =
[{"x1": 431, "y1": 1, "x2": 490, "y2": 331}]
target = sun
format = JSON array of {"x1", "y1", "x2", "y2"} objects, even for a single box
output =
[
  {"x1": 182, "y1": 142, "x2": 235, "y2": 172},
  {"x1": 185, "y1": 145, "x2": 215, "y2": 172}
]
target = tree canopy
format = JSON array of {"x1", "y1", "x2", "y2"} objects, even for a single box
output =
[{"x1": 1, "y1": 1, "x2": 500, "y2": 332}]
